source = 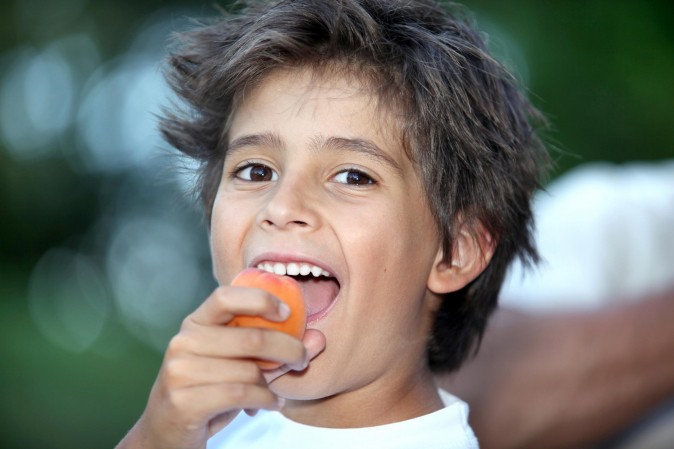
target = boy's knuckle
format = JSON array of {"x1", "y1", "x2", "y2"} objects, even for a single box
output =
[
  {"x1": 163, "y1": 359, "x2": 187, "y2": 387},
  {"x1": 179, "y1": 314, "x2": 197, "y2": 331},
  {"x1": 242, "y1": 328, "x2": 266, "y2": 353},
  {"x1": 239, "y1": 361, "x2": 262, "y2": 383},
  {"x1": 167, "y1": 332, "x2": 192, "y2": 355},
  {"x1": 212, "y1": 286, "x2": 233, "y2": 308},
  {"x1": 165, "y1": 388, "x2": 186, "y2": 412}
]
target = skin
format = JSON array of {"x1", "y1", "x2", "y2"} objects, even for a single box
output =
[
  {"x1": 117, "y1": 67, "x2": 491, "y2": 449},
  {"x1": 213, "y1": 68, "x2": 447, "y2": 424}
]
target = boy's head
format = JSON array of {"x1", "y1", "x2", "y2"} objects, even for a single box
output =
[{"x1": 162, "y1": 0, "x2": 547, "y2": 373}]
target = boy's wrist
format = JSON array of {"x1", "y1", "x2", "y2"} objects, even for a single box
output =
[{"x1": 115, "y1": 414, "x2": 171, "y2": 449}]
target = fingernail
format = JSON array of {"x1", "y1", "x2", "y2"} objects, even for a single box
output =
[
  {"x1": 278, "y1": 302, "x2": 290, "y2": 319},
  {"x1": 276, "y1": 396, "x2": 286, "y2": 409}
]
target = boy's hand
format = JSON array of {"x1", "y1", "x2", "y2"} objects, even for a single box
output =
[{"x1": 116, "y1": 285, "x2": 325, "y2": 449}]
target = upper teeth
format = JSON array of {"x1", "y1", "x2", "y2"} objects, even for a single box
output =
[{"x1": 257, "y1": 262, "x2": 331, "y2": 277}]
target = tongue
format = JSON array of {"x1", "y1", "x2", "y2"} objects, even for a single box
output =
[{"x1": 299, "y1": 277, "x2": 339, "y2": 317}]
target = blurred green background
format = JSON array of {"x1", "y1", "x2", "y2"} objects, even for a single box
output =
[{"x1": 0, "y1": 0, "x2": 671, "y2": 447}]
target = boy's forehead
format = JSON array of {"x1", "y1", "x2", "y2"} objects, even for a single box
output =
[{"x1": 229, "y1": 67, "x2": 406, "y2": 151}]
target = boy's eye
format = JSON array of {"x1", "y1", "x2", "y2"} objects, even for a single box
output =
[
  {"x1": 333, "y1": 169, "x2": 375, "y2": 186},
  {"x1": 236, "y1": 163, "x2": 278, "y2": 182}
]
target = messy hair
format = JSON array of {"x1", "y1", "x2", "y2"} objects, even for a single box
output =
[{"x1": 161, "y1": 0, "x2": 548, "y2": 372}]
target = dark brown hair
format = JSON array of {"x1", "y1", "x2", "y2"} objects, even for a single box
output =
[{"x1": 161, "y1": 0, "x2": 548, "y2": 372}]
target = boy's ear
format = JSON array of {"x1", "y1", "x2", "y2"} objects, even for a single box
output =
[{"x1": 427, "y1": 222, "x2": 495, "y2": 294}]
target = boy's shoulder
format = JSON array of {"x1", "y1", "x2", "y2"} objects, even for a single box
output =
[{"x1": 207, "y1": 389, "x2": 478, "y2": 449}]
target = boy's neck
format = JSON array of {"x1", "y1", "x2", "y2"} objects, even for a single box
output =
[{"x1": 281, "y1": 365, "x2": 443, "y2": 428}]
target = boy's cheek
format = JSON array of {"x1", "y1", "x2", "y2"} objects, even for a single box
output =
[{"x1": 208, "y1": 228, "x2": 233, "y2": 285}]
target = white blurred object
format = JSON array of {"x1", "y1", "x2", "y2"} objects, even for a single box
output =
[
  {"x1": 500, "y1": 160, "x2": 674, "y2": 449},
  {"x1": 500, "y1": 160, "x2": 674, "y2": 312}
]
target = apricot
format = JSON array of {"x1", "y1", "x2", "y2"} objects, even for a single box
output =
[{"x1": 229, "y1": 268, "x2": 306, "y2": 369}]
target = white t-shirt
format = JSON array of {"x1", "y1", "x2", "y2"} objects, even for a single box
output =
[{"x1": 207, "y1": 389, "x2": 478, "y2": 449}]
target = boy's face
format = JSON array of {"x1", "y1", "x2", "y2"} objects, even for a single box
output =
[{"x1": 211, "y1": 68, "x2": 443, "y2": 404}]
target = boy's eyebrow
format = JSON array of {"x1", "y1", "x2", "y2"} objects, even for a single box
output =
[
  {"x1": 228, "y1": 132, "x2": 285, "y2": 155},
  {"x1": 319, "y1": 136, "x2": 403, "y2": 174},
  {"x1": 228, "y1": 132, "x2": 402, "y2": 174}
]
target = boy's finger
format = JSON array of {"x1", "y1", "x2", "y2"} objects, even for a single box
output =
[
  {"x1": 264, "y1": 329, "x2": 327, "y2": 382},
  {"x1": 170, "y1": 382, "x2": 284, "y2": 426},
  {"x1": 162, "y1": 356, "x2": 265, "y2": 390},
  {"x1": 169, "y1": 325, "x2": 306, "y2": 367},
  {"x1": 189, "y1": 286, "x2": 289, "y2": 326}
]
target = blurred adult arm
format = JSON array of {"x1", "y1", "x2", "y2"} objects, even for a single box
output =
[{"x1": 438, "y1": 286, "x2": 674, "y2": 449}]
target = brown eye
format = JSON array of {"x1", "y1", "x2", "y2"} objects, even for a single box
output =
[
  {"x1": 237, "y1": 164, "x2": 278, "y2": 182},
  {"x1": 333, "y1": 169, "x2": 375, "y2": 186}
]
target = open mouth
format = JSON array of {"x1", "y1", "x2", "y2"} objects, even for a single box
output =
[{"x1": 255, "y1": 261, "x2": 341, "y2": 324}]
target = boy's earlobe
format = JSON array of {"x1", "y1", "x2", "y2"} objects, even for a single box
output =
[{"x1": 427, "y1": 224, "x2": 495, "y2": 294}]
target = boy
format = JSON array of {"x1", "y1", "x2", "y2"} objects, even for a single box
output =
[{"x1": 117, "y1": 0, "x2": 547, "y2": 447}]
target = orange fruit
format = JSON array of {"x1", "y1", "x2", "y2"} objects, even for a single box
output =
[{"x1": 229, "y1": 268, "x2": 306, "y2": 369}]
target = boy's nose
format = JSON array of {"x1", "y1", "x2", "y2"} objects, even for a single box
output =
[{"x1": 256, "y1": 175, "x2": 318, "y2": 231}]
